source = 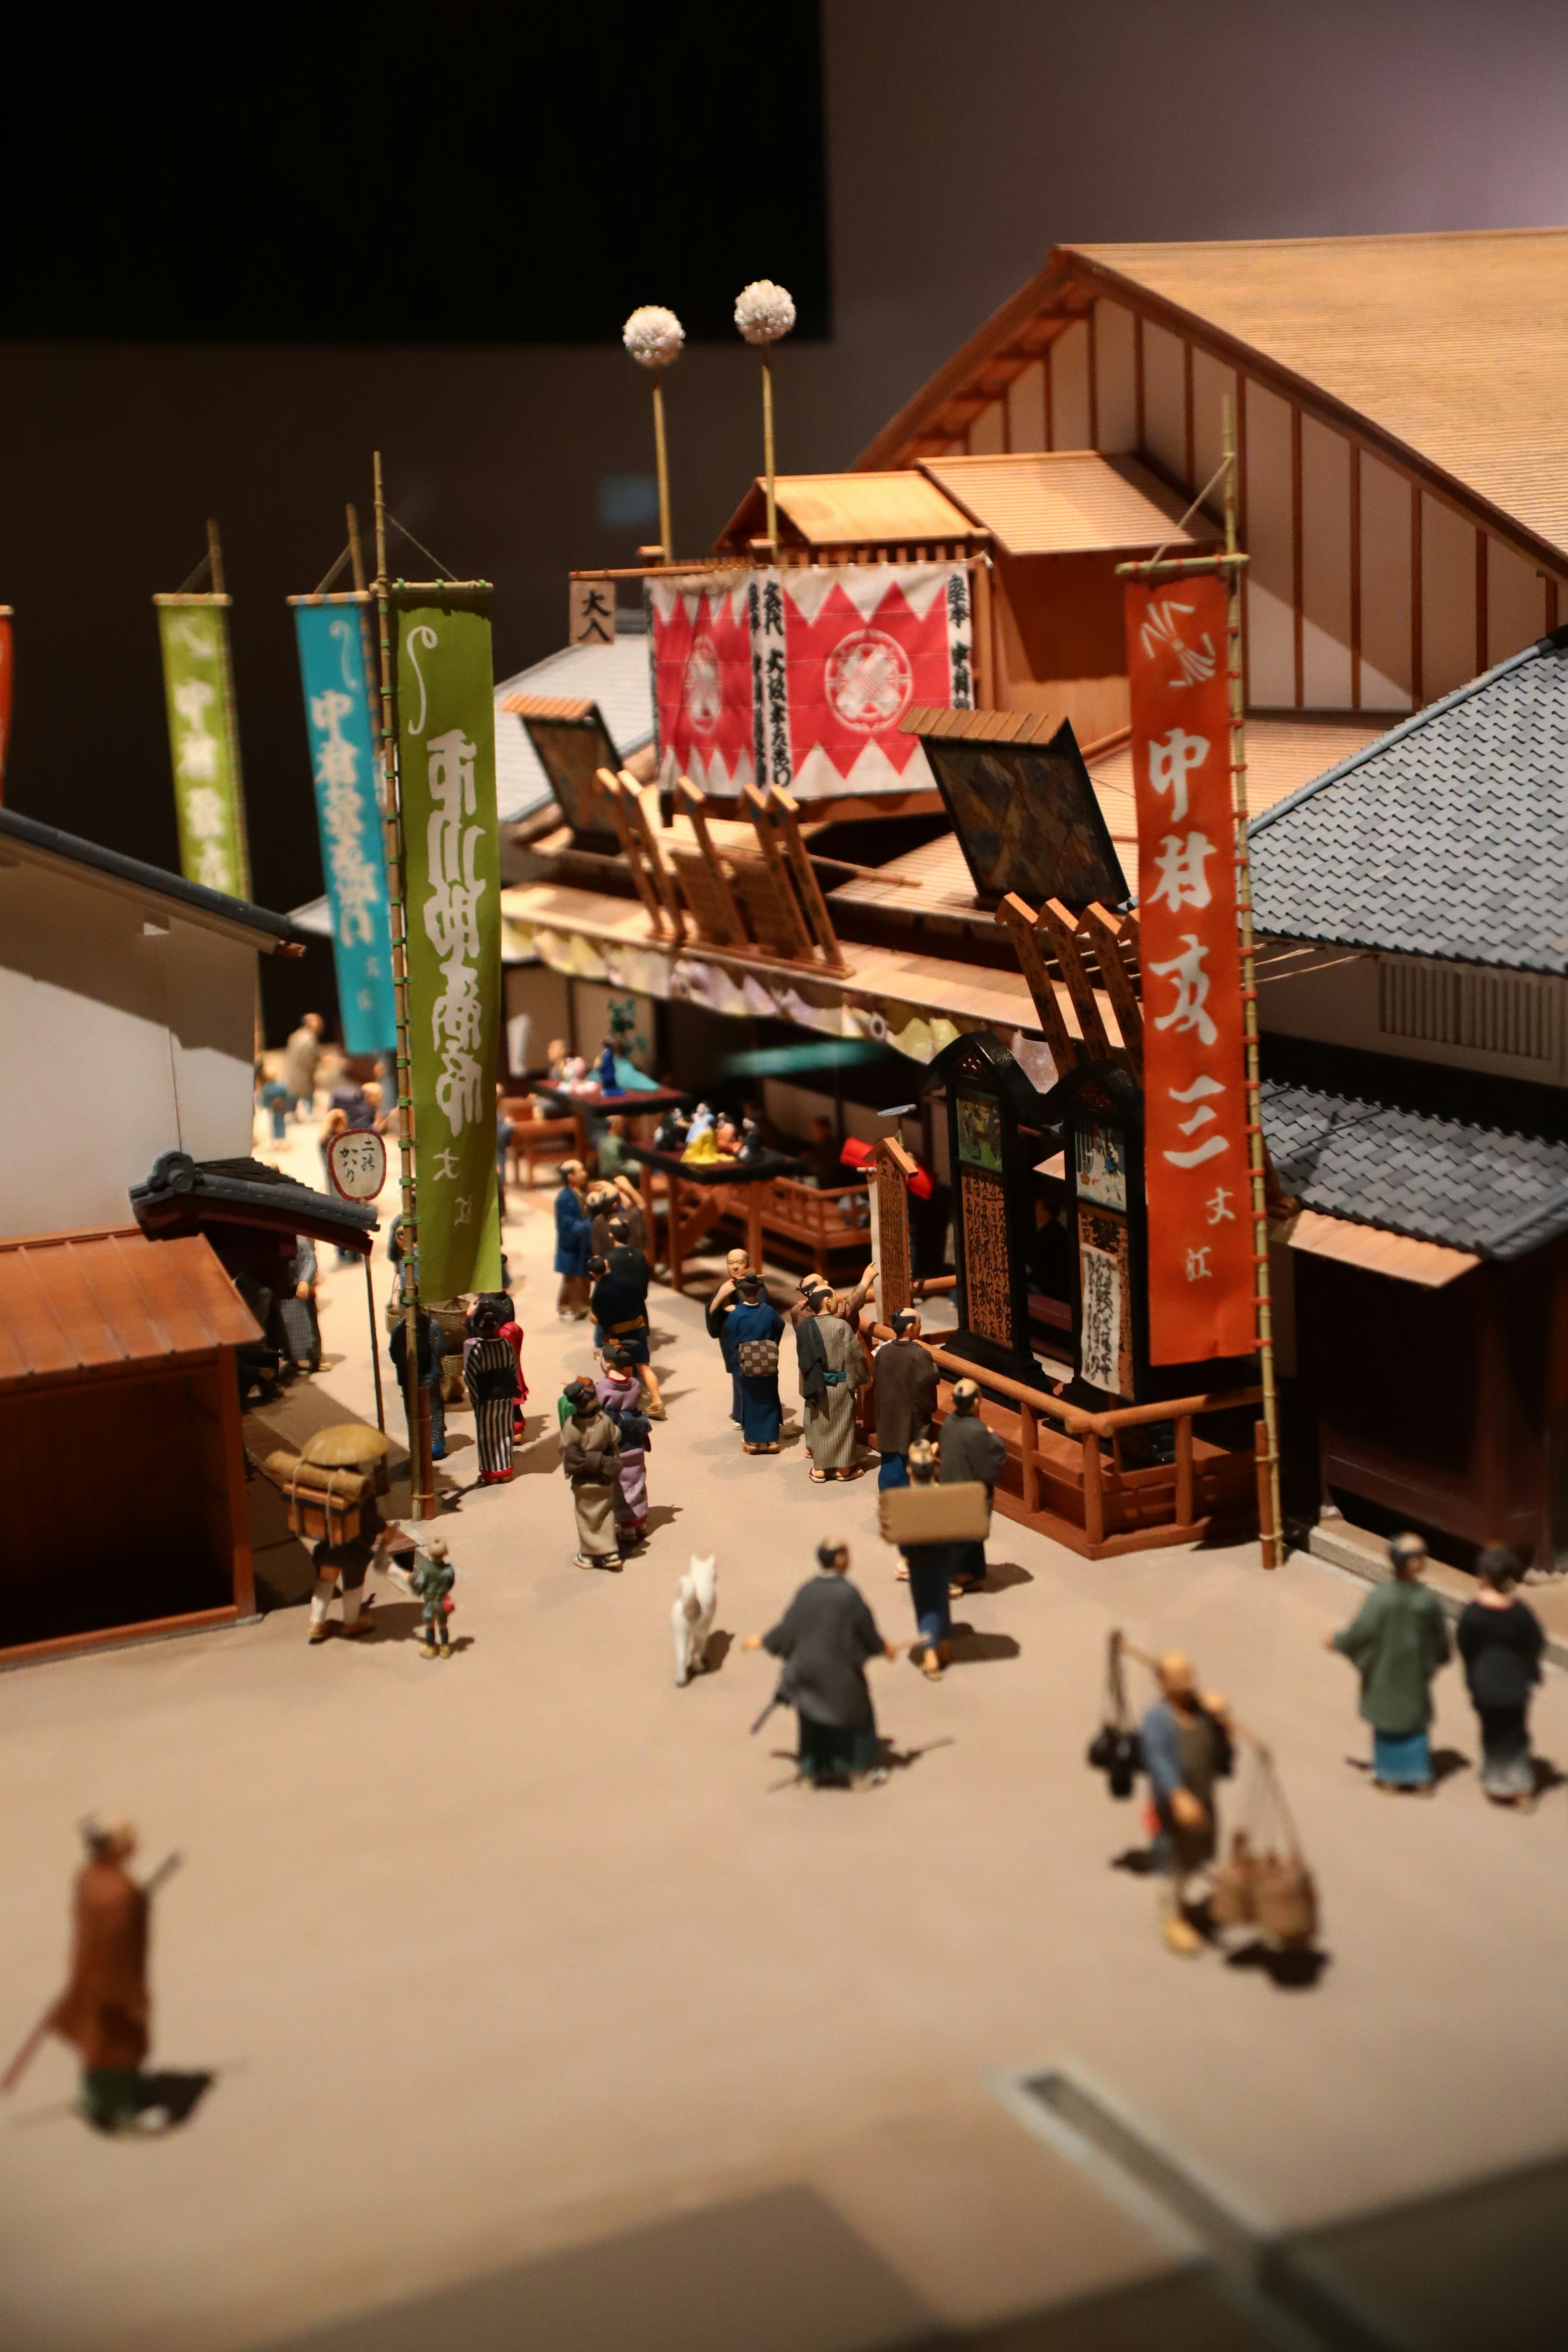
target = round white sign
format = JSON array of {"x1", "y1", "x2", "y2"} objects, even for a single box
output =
[{"x1": 327, "y1": 1128, "x2": 388, "y2": 1202}]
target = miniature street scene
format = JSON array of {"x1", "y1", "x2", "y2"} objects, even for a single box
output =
[{"x1": 5, "y1": 11, "x2": 1568, "y2": 2349}]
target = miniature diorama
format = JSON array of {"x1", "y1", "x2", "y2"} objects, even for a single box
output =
[{"x1": 6, "y1": 20, "x2": 1568, "y2": 2344}]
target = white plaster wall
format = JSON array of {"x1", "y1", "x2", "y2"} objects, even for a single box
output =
[
  {"x1": 1141, "y1": 321, "x2": 1186, "y2": 486},
  {"x1": 1257, "y1": 949, "x2": 1382, "y2": 1052},
  {"x1": 1422, "y1": 494, "x2": 1476, "y2": 702},
  {"x1": 1006, "y1": 359, "x2": 1045, "y2": 452},
  {"x1": 1050, "y1": 320, "x2": 1090, "y2": 449},
  {"x1": 1359, "y1": 453, "x2": 1413, "y2": 709},
  {"x1": 1093, "y1": 301, "x2": 1136, "y2": 452},
  {"x1": 1300, "y1": 415, "x2": 1352, "y2": 707},
  {"x1": 1487, "y1": 535, "x2": 1546, "y2": 666},
  {"x1": 0, "y1": 861, "x2": 256, "y2": 1238},
  {"x1": 1243, "y1": 379, "x2": 1295, "y2": 706}
]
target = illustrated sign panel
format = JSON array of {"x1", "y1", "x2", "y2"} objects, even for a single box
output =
[
  {"x1": 956, "y1": 1093, "x2": 1003, "y2": 1174},
  {"x1": 328, "y1": 1128, "x2": 388, "y2": 1202},
  {"x1": 293, "y1": 598, "x2": 396, "y2": 1055},
  {"x1": 1074, "y1": 1116, "x2": 1127, "y2": 1212},
  {"x1": 156, "y1": 598, "x2": 248, "y2": 897},
  {"x1": 647, "y1": 563, "x2": 973, "y2": 803},
  {"x1": 1126, "y1": 572, "x2": 1252, "y2": 1363},
  {"x1": 922, "y1": 722, "x2": 1125, "y2": 909},
  {"x1": 519, "y1": 706, "x2": 619, "y2": 837},
  {"x1": 961, "y1": 1167, "x2": 1013, "y2": 1349},
  {"x1": 398, "y1": 600, "x2": 503, "y2": 1304},
  {"x1": 1077, "y1": 1205, "x2": 1134, "y2": 1398}
]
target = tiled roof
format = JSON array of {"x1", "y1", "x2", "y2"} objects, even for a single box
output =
[
  {"x1": 1262, "y1": 1074, "x2": 1568, "y2": 1261},
  {"x1": 0, "y1": 1229, "x2": 260, "y2": 1392},
  {"x1": 1250, "y1": 633, "x2": 1568, "y2": 972}
]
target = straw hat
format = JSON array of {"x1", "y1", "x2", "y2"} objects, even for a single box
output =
[{"x1": 301, "y1": 1422, "x2": 392, "y2": 1469}]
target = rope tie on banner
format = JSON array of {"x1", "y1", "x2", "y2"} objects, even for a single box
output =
[
  {"x1": 386, "y1": 512, "x2": 459, "y2": 582},
  {"x1": 174, "y1": 551, "x2": 215, "y2": 595},
  {"x1": 311, "y1": 545, "x2": 354, "y2": 597},
  {"x1": 1142, "y1": 455, "x2": 1233, "y2": 573}
]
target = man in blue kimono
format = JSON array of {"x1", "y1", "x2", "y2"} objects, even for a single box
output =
[
  {"x1": 553, "y1": 1160, "x2": 592, "y2": 1318},
  {"x1": 728, "y1": 1272, "x2": 785, "y2": 1452}
]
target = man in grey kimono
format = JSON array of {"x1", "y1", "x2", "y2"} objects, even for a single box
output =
[
  {"x1": 560, "y1": 1377, "x2": 623, "y2": 1570},
  {"x1": 744, "y1": 1540, "x2": 895, "y2": 1786},
  {"x1": 938, "y1": 1379, "x2": 1008, "y2": 1588},
  {"x1": 797, "y1": 1285, "x2": 870, "y2": 1481},
  {"x1": 872, "y1": 1308, "x2": 938, "y2": 1490}
]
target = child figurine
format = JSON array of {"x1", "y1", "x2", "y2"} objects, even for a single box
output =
[{"x1": 408, "y1": 1536, "x2": 457, "y2": 1658}]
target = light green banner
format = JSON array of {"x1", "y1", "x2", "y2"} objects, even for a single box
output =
[
  {"x1": 398, "y1": 598, "x2": 502, "y2": 1303},
  {"x1": 156, "y1": 597, "x2": 249, "y2": 898}
]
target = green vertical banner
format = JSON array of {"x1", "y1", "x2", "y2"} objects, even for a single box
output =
[
  {"x1": 155, "y1": 595, "x2": 250, "y2": 897},
  {"x1": 397, "y1": 591, "x2": 502, "y2": 1302}
]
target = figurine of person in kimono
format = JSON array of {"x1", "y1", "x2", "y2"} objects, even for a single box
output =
[
  {"x1": 408, "y1": 1535, "x2": 457, "y2": 1658},
  {"x1": 743, "y1": 1540, "x2": 895, "y2": 1787},
  {"x1": 728, "y1": 1272, "x2": 785, "y2": 1453},
  {"x1": 796, "y1": 1284, "x2": 869, "y2": 1482}
]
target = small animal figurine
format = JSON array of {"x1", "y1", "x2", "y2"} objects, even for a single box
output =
[{"x1": 673, "y1": 1553, "x2": 718, "y2": 1686}]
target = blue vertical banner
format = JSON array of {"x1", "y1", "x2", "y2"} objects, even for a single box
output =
[{"x1": 290, "y1": 594, "x2": 396, "y2": 1054}]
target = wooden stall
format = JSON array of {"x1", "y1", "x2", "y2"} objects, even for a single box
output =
[{"x1": 0, "y1": 1227, "x2": 260, "y2": 1666}]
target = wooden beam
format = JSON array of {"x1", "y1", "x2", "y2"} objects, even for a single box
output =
[
  {"x1": 674, "y1": 777, "x2": 747, "y2": 946},
  {"x1": 996, "y1": 893, "x2": 1080, "y2": 1076},
  {"x1": 766, "y1": 784, "x2": 848, "y2": 969},
  {"x1": 1080, "y1": 902, "x2": 1143, "y2": 1080},
  {"x1": 599, "y1": 767, "x2": 668, "y2": 936},
  {"x1": 1411, "y1": 483, "x2": 1424, "y2": 708},
  {"x1": 1350, "y1": 442, "x2": 1362, "y2": 712},
  {"x1": 1038, "y1": 897, "x2": 1113, "y2": 1061},
  {"x1": 617, "y1": 770, "x2": 687, "y2": 943},
  {"x1": 741, "y1": 784, "x2": 813, "y2": 960},
  {"x1": 1291, "y1": 404, "x2": 1304, "y2": 709}
]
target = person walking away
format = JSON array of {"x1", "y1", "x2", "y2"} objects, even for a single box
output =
[
  {"x1": 465, "y1": 1306, "x2": 519, "y2": 1483},
  {"x1": 282, "y1": 1012, "x2": 324, "y2": 1115},
  {"x1": 604, "y1": 1218, "x2": 665, "y2": 1416},
  {"x1": 900, "y1": 1439, "x2": 959, "y2": 1677},
  {"x1": 797, "y1": 1284, "x2": 869, "y2": 1482},
  {"x1": 728, "y1": 1272, "x2": 784, "y2": 1452},
  {"x1": 259, "y1": 1072, "x2": 292, "y2": 1142},
  {"x1": 561, "y1": 1379, "x2": 623, "y2": 1568},
  {"x1": 406, "y1": 1535, "x2": 457, "y2": 1658},
  {"x1": 389, "y1": 1304, "x2": 447, "y2": 1462},
  {"x1": 1457, "y1": 1545, "x2": 1544, "y2": 1807},
  {"x1": 37, "y1": 1821, "x2": 160, "y2": 2131},
  {"x1": 307, "y1": 1494, "x2": 396, "y2": 1644},
  {"x1": 554, "y1": 1161, "x2": 593, "y2": 1318},
  {"x1": 1329, "y1": 1531, "x2": 1451, "y2": 1791},
  {"x1": 1141, "y1": 1652, "x2": 1234, "y2": 1956},
  {"x1": 278, "y1": 1236, "x2": 321, "y2": 1374},
  {"x1": 873, "y1": 1307, "x2": 938, "y2": 1490},
  {"x1": 595, "y1": 1344, "x2": 652, "y2": 1549},
  {"x1": 742, "y1": 1540, "x2": 894, "y2": 1787},
  {"x1": 707, "y1": 1245, "x2": 753, "y2": 1425},
  {"x1": 938, "y1": 1379, "x2": 1007, "y2": 1590}
]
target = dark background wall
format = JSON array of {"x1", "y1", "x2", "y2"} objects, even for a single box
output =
[{"x1": 2, "y1": 0, "x2": 1566, "y2": 1038}]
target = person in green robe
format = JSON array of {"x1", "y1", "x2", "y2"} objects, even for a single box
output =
[{"x1": 1328, "y1": 1532, "x2": 1451, "y2": 1791}]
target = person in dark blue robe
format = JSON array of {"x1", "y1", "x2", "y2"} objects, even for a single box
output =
[
  {"x1": 553, "y1": 1161, "x2": 592, "y2": 1317},
  {"x1": 727, "y1": 1274, "x2": 784, "y2": 1451},
  {"x1": 706, "y1": 1247, "x2": 752, "y2": 1425}
]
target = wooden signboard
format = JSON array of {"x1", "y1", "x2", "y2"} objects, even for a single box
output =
[{"x1": 874, "y1": 1134, "x2": 916, "y2": 1320}]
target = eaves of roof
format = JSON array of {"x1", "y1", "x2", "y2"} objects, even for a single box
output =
[{"x1": 0, "y1": 807, "x2": 307, "y2": 950}]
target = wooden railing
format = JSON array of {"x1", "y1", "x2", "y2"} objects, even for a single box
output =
[{"x1": 867, "y1": 1305, "x2": 1262, "y2": 1558}]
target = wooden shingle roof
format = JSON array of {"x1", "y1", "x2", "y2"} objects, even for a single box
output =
[
  {"x1": 860, "y1": 230, "x2": 1568, "y2": 569},
  {"x1": 0, "y1": 1229, "x2": 260, "y2": 1393}
]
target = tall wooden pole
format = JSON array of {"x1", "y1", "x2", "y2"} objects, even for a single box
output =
[
  {"x1": 372, "y1": 453, "x2": 435, "y2": 1520},
  {"x1": 651, "y1": 373, "x2": 673, "y2": 564},
  {"x1": 762, "y1": 352, "x2": 777, "y2": 557},
  {"x1": 1223, "y1": 397, "x2": 1283, "y2": 1567}
]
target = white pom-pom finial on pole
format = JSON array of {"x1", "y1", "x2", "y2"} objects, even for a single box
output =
[
  {"x1": 623, "y1": 305, "x2": 684, "y2": 564},
  {"x1": 735, "y1": 281, "x2": 795, "y2": 558}
]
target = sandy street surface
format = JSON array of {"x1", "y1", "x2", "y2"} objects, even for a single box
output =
[{"x1": 3, "y1": 1117, "x2": 1568, "y2": 2350}]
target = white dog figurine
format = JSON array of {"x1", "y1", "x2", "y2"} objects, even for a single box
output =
[{"x1": 673, "y1": 1553, "x2": 717, "y2": 1686}]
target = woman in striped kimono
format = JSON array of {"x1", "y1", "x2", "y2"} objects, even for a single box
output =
[
  {"x1": 464, "y1": 1306, "x2": 519, "y2": 1483},
  {"x1": 797, "y1": 1285, "x2": 869, "y2": 1482}
]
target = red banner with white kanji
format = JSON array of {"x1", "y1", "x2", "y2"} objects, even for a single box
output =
[
  {"x1": 1126, "y1": 573, "x2": 1254, "y2": 1364},
  {"x1": 646, "y1": 561, "x2": 973, "y2": 802},
  {"x1": 647, "y1": 570, "x2": 757, "y2": 795}
]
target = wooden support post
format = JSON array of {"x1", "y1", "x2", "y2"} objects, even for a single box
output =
[
  {"x1": 1038, "y1": 897, "x2": 1113, "y2": 1061},
  {"x1": 1174, "y1": 1412, "x2": 1194, "y2": 1527},
  {"x1": 600, "y1": 768, "x2": 669, "y2": 935},
  {"x1": 1020, "y1": 1401, "x2": 1040, "y2": 1516},
  {"x1": 1079, "y1": 902, "x2": 1143, "y2": 1078},
  {"x1": 767, "y1": 782, "x2": 848, "y2": 968},
  {"x1": 997, "y1": 892, "x2": 1080, "y2": 1076},
  {"x1": 1081, "y1": 1429, "x2": 1104, "y2": 1550},
  {"x1": 675, "y1": 776, "x2": 747, "y2": 944},
  {"x1": 742, "y1": 783, "x2": 813, "y2": 959},
  {"x1": 747, "y1": 1183, "x2": 765, "y2": 1277},
  {"x1": 364, "y1": 1254, "x2": 386, "y2": 1436}
]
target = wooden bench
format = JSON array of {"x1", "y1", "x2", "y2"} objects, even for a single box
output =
[{"x1": 499, "y1": 1097, "x2": 579, "y2": 1189}]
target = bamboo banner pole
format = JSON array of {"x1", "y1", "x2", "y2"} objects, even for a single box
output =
[
  {"x1": 762, "y1": 352, "x2": 777, "y2": 558},
  {"x1": 651, "y1": 372, "x2": 673, "y2": 564},
  {"x1": 372, "y1": 452, "x2": 435, "y2": 1520},
  {"x1": 1221, "y1": 396, "x2": 1283, "y2": 1568}
]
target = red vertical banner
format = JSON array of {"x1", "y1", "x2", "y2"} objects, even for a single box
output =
[
  {"x1": 0, "y1": 608, "x2": 12, "y2": 802},
  {"x1": 1126, "y1": 573, "x2": 1254, "y2": 1364}
]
